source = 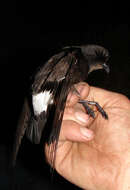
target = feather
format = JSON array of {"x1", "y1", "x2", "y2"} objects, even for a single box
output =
[{"x1": 12, "y1": 98, "x2": 31, "y2": 167}]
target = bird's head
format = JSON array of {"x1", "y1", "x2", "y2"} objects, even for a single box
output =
[{"x1": 81, "y1": 44, "x2": 110, "y2": 74}]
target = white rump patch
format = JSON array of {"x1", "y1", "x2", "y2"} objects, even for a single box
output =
[{"x1": 32, "y1": 91, "x2": 53, "y2": 115}]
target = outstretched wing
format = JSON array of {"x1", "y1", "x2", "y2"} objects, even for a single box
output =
[{"x1": 12, "y1": 98, "x2": 31, "y2": 167}]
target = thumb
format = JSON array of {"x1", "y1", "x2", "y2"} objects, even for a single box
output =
[
  {"x1": 59, "y1": 120, "x2": 94, "y2": 143},
  {"x1": 66, "y1": 82, "x2": 90, "y2": 107}
]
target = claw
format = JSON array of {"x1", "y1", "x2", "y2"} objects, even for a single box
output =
[
  {"x1": 87, "y1": 101, "x2": 108, "y2": 120},
  {"x1": 79, "y1": 100, "x2": 95, "y2": 118},
  {"x1": 100, "y1": 109, "x2": 108, "y2": 119},
  {"x1": 78, "y1": 100, "x2": 108, "y2": 120},
  {"x1": 72, "y1": 87, "x2": 108, "y2": 120}
]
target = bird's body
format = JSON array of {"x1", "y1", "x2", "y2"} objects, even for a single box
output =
[{"x1": 12, "y1": 44, "x2": 110, "y2": 168}]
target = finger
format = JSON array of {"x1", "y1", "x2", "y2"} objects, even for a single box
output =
[
  {"x1": 89, "y1": 86, "x2": 129, "y2": 108},
  {"x1": 66, "y1": 82, "x2": 90, "y2": 106},
  {"x1": 60, "y1": 120, "x2": 94, "y2": 143},
  {"x1": 63, "y1": 105, "x2": 90, "y2": 126}
]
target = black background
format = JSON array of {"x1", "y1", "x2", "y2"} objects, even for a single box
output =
[{"x1": 0, "y1": 6, "x2": 130, "y2": 190}]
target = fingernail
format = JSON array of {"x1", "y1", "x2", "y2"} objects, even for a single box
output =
[
  {"x1": 75, "y1": 84, "x2": 84, "y2": 93},
  {"x1": 80, "y1": 127, "x2": 93, "y2": 138},
  {"x1": 75, "y1": 111, "x2": 88, "y2": 123}
]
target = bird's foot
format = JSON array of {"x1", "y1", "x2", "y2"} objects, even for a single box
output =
[
  {"x1": 79, "y1": 100, "x2": 108, "y2": 119},
  {"x1": 71, "y1": 86, "x2": 108, "y2": 119}
]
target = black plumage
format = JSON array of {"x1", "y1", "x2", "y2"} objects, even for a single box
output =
[{"x1": 12, "y1": 44, "x2": 110, "y2": 168}]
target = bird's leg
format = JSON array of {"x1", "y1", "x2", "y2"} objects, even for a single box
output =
[
  {"x1": 71, "y1": 86, "x2": 108, "y2": 119},
  {"x1": 71, "y1": 86, "x2": 95, "y2": 118},
  {"x1": 79, "y1": 100, "x2": 95, "y2": 118},
  {"x1": 71, "y1": 85, "x2": 81, "y2": 98},
  {"x1": 79, "y1": 100, "x2": 108, "y2": 119}
]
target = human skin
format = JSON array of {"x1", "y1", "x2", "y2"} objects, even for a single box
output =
[{"x1": 45, "y1": 82, "x2": 130, "y2": 190}]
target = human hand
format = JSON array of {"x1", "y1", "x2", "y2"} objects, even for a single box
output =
[{"x1": 45, "y1": 82, "x2": 130, "y2": 190}]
